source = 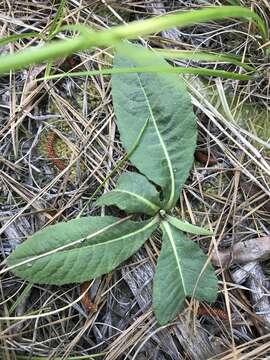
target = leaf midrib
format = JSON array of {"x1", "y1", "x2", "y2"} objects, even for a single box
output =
[
  {"x1": 62, "y1": 217, "x2": 157, "y2": 253},
  {"x1": 136, "y1": 74, "x2": 175, "y2": 209},
  {"x1": 163, "y1": 221, "x2": 187, "y2": 295},
  {"x1": 109, "y1": 188, "x2": 160, "y2": 212}
]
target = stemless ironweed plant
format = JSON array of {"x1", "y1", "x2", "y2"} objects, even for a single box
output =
[{"x1": 1, "y1": 6, "x2": 268, "y2": 324}]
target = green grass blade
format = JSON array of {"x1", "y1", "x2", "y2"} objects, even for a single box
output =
[
  {"x1": 0, "y1": 35, "x2": 87, "y2": 73},
  {"x1": 0, "y1": 32, "x2": 45, "y2": 46},
  {"x1": 42, "y1": 65, "x2": 253, "y2": 81},
  {"x1": 155, "y1": 49, "x2": 255, "y2": 72},
  {"x1": 0, "y1": 6, "x2": 266, "y2": 74},
  {"x1": 48, "y1": 0, "x2": 66, "y2": 39},
  {"x1": 0, "y1": 24, "x2": 94, "y2": 74},
  {"x1": 9, "y1": 283, "x2": 33, "y2": 313},
  {"x1": 102, "y1": 6, "x2": 267, "y2": 43}
]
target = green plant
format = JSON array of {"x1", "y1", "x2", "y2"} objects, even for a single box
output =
[
  {"x1": 0, "y1": 6, "x2": 267, "y2": 78},
  {"x1": 6, "y1": 43, "x2": 218, "y2": 325}
]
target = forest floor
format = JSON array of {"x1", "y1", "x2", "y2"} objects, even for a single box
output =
[{"x1": 1, "y1": 1, "x2": 270, "y2": 359}]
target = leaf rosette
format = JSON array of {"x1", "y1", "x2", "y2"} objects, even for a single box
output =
[{"x1": 7, "y1": 43, "x2": 218, "y2": 325}]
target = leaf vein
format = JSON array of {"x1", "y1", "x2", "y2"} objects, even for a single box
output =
[
  {"x1": 163, "y1": 221, "x2": 187, "y2": 296},
  {"x1": 110, "y1": 189, "x2": 159, "y2": 211}
]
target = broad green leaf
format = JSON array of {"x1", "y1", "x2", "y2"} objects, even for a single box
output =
[
  {"x1": 7, "y1": 216, "x2": 158, "y2": 285},
  {"x1": 112, "y1": 43, "x2": 197, "y2": 210},
  {"x1": 95, "y1": 172, "x2": 161, "y2": 215},
  {"x1": 166, "y1": 215, "x2": 213, "y2": 235},
  {"x1": 153, "y1": 222, "x2": 218, "y2": 325}
]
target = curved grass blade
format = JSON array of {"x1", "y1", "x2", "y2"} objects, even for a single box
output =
[
  {"x1": 0, "y1": 30, "x2": 93, "y2": 74},
  {"x1": 0, "y1": 6, "x2": 266, "y2": 74},
  {"x1": 153, "y1": 221, "x2": 218, "y2": 325},
  {"x1": 105, "y1": 6, "x2": 267, "y2": 43},
  {"x1": 166, "y1": 215, "x2": 213, "y2": 235},
  {"x1": 7, "y1": 216, "x2": 158, "y2": 285},
  {"x1": 95, "y1": 172, "x2": 161, "y2": 215},
  {"x1": 112, "y1": 43, "x2": 197, "y2": 210}
]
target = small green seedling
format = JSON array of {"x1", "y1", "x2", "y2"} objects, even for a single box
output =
[{"x1": 7, "y1": 43, "x2": 218, "y2": 325}]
